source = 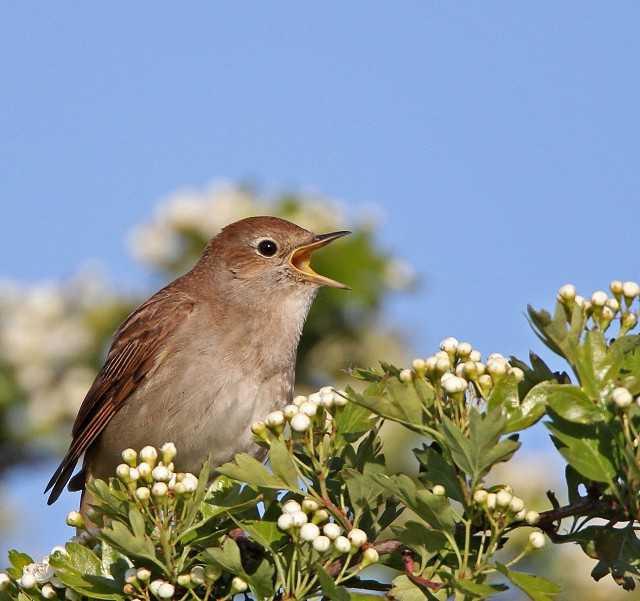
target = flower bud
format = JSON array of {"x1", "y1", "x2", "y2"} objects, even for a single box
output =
[
  {"x1": 610, "y1": 280, "x2": 624, "y2": 296},
  {"x1": 362, "y1": 547, "x2": 379, "y2": 565},
  {"x1": 283, "y1": 404, "x2": 299, "y2": 419},
  {"x1": 574, "y1": 295, "x2": 585, "y2": 307},
  {"x1": 442, "y1": 376, "x2": 467, "y2": 394},
  {"x1": 291, "y1": 511, "x2": 308, "y2": 527},
  {"x1": 440, "y1": 337, "x2": 459, "y2": 354},
  {"x1": 151, "y1": 482, "x2": 168, "y2": 497},
  {"x1": 333, "y1": 390, "x2": 348, "y2": 407},
  {"x1": 42, "y1": 583, "x2": 56, "y2": 599},
  {"x1": 299, "y1": 401, "x2": 318, "y2": 417},
  {"x1": 283, "y1": 499, "x2": 302, "y2": 514},
  {"x1": 334, "y1": 536, "x2": 352, "y2": 554},
  {"x1": 462, "y1": 361, "x2": 478, "y2": 379},
  {"x1": 558, "y1": 284, "x2": 576, "y2": 303},
  {"x1": 515, "y1": 509, "x2": 526, "y2": 520},
  {"x1": 622, "y1": 312, "x2": 638, "y2": 330},
  {"x1": 293, "y1": 395, "x2": 307, "y2": 406},
  {"x1": 116, "y1": 463, "x2": 131, "y2": 482},
  {"x1": 190, "y1": 566, "x2": 205, "y2": 585},
  {"x1": 177, "y1": 574, "x2": 192, "y2": 587},
  {"x1": 152, "y1": 465, "x2": 171, "y2": 482},
  {"x1": 528, "y1": 531, "x2": 546, "y2": 549},
  {"x1": 473, "y1": 489, "x2": 488, "y2": 504},
  {"x1": 457, "y1": 342, "x2": 473, "y2": 358},
  {"x1": 424, "y1": 356, "x2": 438, "y2": 372},
  {"x1": 19, "y1": 574, "x2": 36, "y2": 589},
  {"x1": 469, "y1": 350, "x2": 482, "y2": 362},
  {"x1": 308, "y1": 392, "x2": 321, "y2": 404},
  {"x1": 302, "y1": 498, "x2": 320, "y2": 513},
  {"x1": 137, "y1": 462, "x2": 152, "y2": 480},
  {"x1": 160, "y1": 442, "x2": 177, "y2": 465},
  {"x1": 496, "y1": 489, "x2": 512, "y2": 508},
  {"x1": 509, "y1": 497, "x2": 525, "y2": 513},
  {"x1": 291, "y1": 413, "x2": 311, "y2": 432},
  {"x1": 124, "y1": 568, "x2": 138, "y2": 584},
  {"x1": 623, "y1": 281, "x2": 640, "y2": 300},
  {"x1": 606, "y1": 298, "x2": 620, "y2": 312},
  {"x1": 612, "y1": 387, "x2": 633, "y2": 408},
  {"x1": 139, "y1": 445, "x2": 158, "y2": 466},
  {"x1": 348, "y1": 528, "x2": 368, "y2": 547},
  {"x1": 149, "y1": 580, "x2": 163, "y2": 596},
  {"x1": 455, "y1": 363, "x2": 465, "y2": 377},
  {"x1": 0, "y1": 573, "x2": 10, "y2": 591},
  {"x1": 300, "y1": 523, "x2": 321, "y2": 541},
  {"x1": 313, "y1": 535, "x2": 331, "y2": 553},
  {"x1": 157, "y1": 582, "x2": 175, "y2": 598},
  {"x1": 319, "y1": 391, "x2": 335, "y2": 408},
  {"x1": 399, "y1": 369, "x2": 413, "y2": 383},
  {"x1": 277, "y1": 513, "x2": 294, "y2": 531},
  {"x1": 487, "y1": 358, "x2": 508, "y2": 377},
  {"x1": 231, "y1": 577, "x2": 248, "y2": 593},
  {"x1": 478, "y1": 374, "x2": 493, "y2": 393},
  {"x1": 121, "y1": 448, "x2": 137, "y2": 467},
  {"x1": 135, "y1": 486, "x2": 151, "y2": 501},
  {"x1": 432, "y1": 484, "x2": 446, "y2": 496},
  {"x1": 511, "y1": 367, "x2": 525, "y2": 383},
  {"x1": 66, "y1": 511, "x2": 84, "y2": 528},
  {"x1": 591, "y1": 290, "x2": 608, "y2": 307},
  {"x1": 485, "y1": 493, "x2": 497, "y2": 510},
  {"x1": 137, "y1": 568, "x2": 151, "y2": 582},
  {"x1": 323, "y1": 522, "x2": 341, "y2": 540},
  {"x1": 265, "y1": 411, "x2": 285, "y2": 428},
  {"x1": 313, "y1": 509, "x2": 329, "y2": 524},
  {"x1": 525, "y1": 510, "x2": 540, "y2": 525},
  {"x1": 435, "y1": 357, "x2": 451, "y2": 373},
  {"x1": 412, "y1": 358, "x2": 426, "y2": 372}
]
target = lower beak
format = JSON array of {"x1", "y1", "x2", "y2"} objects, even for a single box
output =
[{"x1": 289, "y1": 231, "x2": 351, "y2": 289}]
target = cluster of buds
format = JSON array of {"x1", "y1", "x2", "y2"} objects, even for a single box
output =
[
  {"x1": 3, "y1": 547, "x2": 69, "y2": 599},
  {"x1": 251, "y1": 386, "x2": 348, "y2": 438},
  {"x1": 557, "y1": 281, "x2": 640, "y2": 334},
  {"x1": 472, "y1": 487, "x2": 539, "y2": 527},
  {"x1": 113, "y1": 443, "x2": 198, "y2": 501},
  {"x1": 400, "y1": 338, "x2": 523, "y2": 400},
  {"x1": 275, "y1": 500, "x2": 378, "y2": 564}
]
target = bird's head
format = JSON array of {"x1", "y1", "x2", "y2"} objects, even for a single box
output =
[{"x1": 202, "y1": 216, "x2": 350, "y2": 294}]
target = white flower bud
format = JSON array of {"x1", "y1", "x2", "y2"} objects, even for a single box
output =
[
  {"x1": 432, "y1": 484, "x2": 446, "y2": 496},
  {"x1": 265, "y1": 411, "x2": 285, "y2": 428},
  {"x1": 177, "y1": 574, "x2": 192, "y2": 587},
  {"x1": 125, "y1": 568, "x2": 138, "y2": 584},
  {"x1": 612, "y1": 387, "x2": 633, "y2": 408},
  {"x1": 160, "y1": 442, "x2": 177, "y2": 465},
  {"x1": 312, "y1": 535, "x2": 331, "y2": 552},
  {"x1": 462, "y1": 361, "x2": 477, "y2": 379},
  {"x1": 333, "y1": 390, "x2": 348, "y2": 407},
  {"x1": 601, "y1": 306, "x2": 615, "y2": 322},
  {"x1": 442, "y1": 376, "x2": 467, "y2": 394},
  {"x1": 0, "y1": 573, "x2": 10, "y2": 591},
  {"x1": 19, "y1": 574, "x2": 36, "y2": 589},
  {"x1": 455, "y1": 364, "x2": 465, "y2": 377},
  {"x1": 283, "y1": 404, "x2": 299, "y2": 419},
  {"x1": 300, "y1": 523, "x2": 321, "y2": 541},
  {"x1": 190, "y1": 566, "x2": 205, "y2": 585},
  {"x1": 496, "y1": 489, "x2": 513, "y2": 508},
  {"x1": 313, "y1": 509, "x2": 329, "y2": 524},
  {"x1": 558, "y1": 284, "x2": 576, "y2": 303},
  {"x1": 440, "y1": 337, "x2": 459, "y2": 353},
  {"x1": 348, "y1": 528, "x2": 368, "y2": 547},
  {"x1": 302, "y1": 498, "x2": 320, "y2": 513},
  {"x1": 478, "y1": 374, "x2": 493, "y2": 391},
  {"x1": 277, "y1": 513, "x2": 294, "y2": 531},
  {"x1": 623, "y1": 281, "x2": 640, "y2": 299},
  {"x1": 291, "y1": 413, "x2": 311, "y2": 432},
  {"x1": 319, "y1": 391, "x2": 335, "y2": 408},
  {"x1": 574, "y1": 295, "x2": 585, "y2": 307},
  {"x1": 116, "y1": 463, "x2": 131, "y2": 481},
  {"x1": 157, "y1": 582, "x2": 175, "y2": 598},
  {"x1": 66, "y1": 511, "x2": 84, "y2": 528},
  {"x1": 591, "y1": 290, "x2": 608, "y2": 307},
  {"x1": 509, "y1": 497, "x2": 525, "y2": 513},
  {"x1": 42, "y1": 583, "x2": 56, "y2": 599},
  {"x1": 435, "y1": 357, "x2": 451, "y2": 373},
  {"x1": 283, "y1": 500, "x2": 302, "y2": 514},
  {"x1": 182, "y1": 473, "x2": 198, "y2": 492},
  {"x1": 610, "y1": 280, "x2": 624, "y2": 295},
  {"x1": 469, "y1": 350, "x2": 481, "y2": 362},
  {"x1": 399, "y1": 369, "x2": 413, "y2": 383},
  {"x1": 293, "y1": 395, "x2": 307, "y2": 406},
  {"x1": 231, "y1": 577, "x2": 248, "y2": 593},
  {"x1": 137, "y1": 462, "x2": 152, "y2": 480},
  {"x1": 152, "y1": 482, "x2": 168, "y2": 497},
  {"x1": 511, "y1": 367, "x2": 525, "y2": 383},
  {"x1": 487, "y1": 358, "x2": 508, "y2": 377},
  {"x1": 299, "y1": 401, "x2": 318, "y2": 416},
  {"x1": 291, "y1": 511, "x2": 308, "y2": 527},
  {"x1": 152, "y1": 465, "x2": 171, "y2": 482},
  {"x1": 606, "y1": 298, "x2": 620, "y2": 312},
  {"x1": 135, "y1": 487, "x2": 150, "y2": 503},
  {"x1": 149, "y1": 580, "x2": 163, "y2": 596},
  {"x1": 121, "y1": 448, "x2": 137, "y2": 466},
  {"x1": 485, "y1": 493, "x2": 497, "y2": 510},
  {"x1": 308, "y1": 392, "x2": 322, "y2": 404},
  {"x1": 528, "y1": 531, "x2": 546, "y2": 549},
  {"x1": 334, "y1": 535, "x2": 352, "y2": 554},
  {"x1": 323, "y1": 522, "x2": 342, "y2": 540},
  {"x1": 412, "y1": 358, "x2": 426, "y2": 371},
  {"x1": 457, "y1": 342, "x2": 473, "y2": 358},
  {"x1": 473, "y1": 489, "x2": 488, "y2": 504},
  {"x1": 424, "y1": 356, "x2": 438, "y2": 372},
  {"x1": 362, "y1": 547, "x2": 379, "y2": 565},
  {"x1": 139, "y1": 445, "x2": 158, "y2": 466},
  {"x1": 525, "y1": 510, "x2": 540, "y2": 525},
  {"x1": 515, "y1": 509, "x2": 526, "y2": 521},
  {"x1": 251, "y1": 421, "x2": 267, "y2": 437},
  {"x1": 137, "y1": 568, "x2": 151, "y2": 582},
  {"x1": 475, "y1": 362, "x2": 486, "y2": 375}
]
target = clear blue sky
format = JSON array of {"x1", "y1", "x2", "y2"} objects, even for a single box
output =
[{"x1": 1, "y1": 2, "x2": 639, "y2": 556}]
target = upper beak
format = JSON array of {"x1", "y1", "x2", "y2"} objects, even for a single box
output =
[{"x1": 289, "y1": 231, "x2": 351, "y2": 289}]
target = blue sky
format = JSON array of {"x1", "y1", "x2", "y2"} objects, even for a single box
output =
[{"x1": 2, "y1": 2, "x2": 639, "y2": 556}]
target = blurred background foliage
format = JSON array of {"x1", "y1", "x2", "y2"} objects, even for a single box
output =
[{"x1": 0, "y1": 186, "x2": 631, "y2": 599}]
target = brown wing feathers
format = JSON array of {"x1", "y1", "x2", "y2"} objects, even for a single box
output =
[{"x1": 45, "y1": 288, "x2": 194, "y2": 504}]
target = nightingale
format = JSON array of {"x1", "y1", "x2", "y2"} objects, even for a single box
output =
[{"x1": 45, "y1": 216, "x2": 349, "y2": 505}]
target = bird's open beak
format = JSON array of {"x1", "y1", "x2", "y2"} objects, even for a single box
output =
[{"x1": 289, "y1": 231, "x2": 351, "y2": 289}]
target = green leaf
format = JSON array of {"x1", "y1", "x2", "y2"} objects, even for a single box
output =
[
  {"x1": 343, "y1": 464, "x2": 387, "y2": 510},
  {"x1": 546, "y1": 385, "x2": 604, "y2": 424},
  {"x1": 504, "y1": 380, "x2": 551, "y2": 433},
  {"x1": 545, "y1": 418, "x2": 618, "y2": 486},
  {"x1": 334, "y1": 399, "x2": 374, "y2": 439},
  {"x1": 241, "y1": 520, "x2": 287, "y2": 550},
  {"x1": 268, "y1": 438, "x2": 300, "y2": 490},
  {"x1": 496, "y1": 563, "x2": 560, "y2": 601},
  {"x1": 205, "y1": 537, "x2": 244, "y2": 574},
  {"x1": 455, "y1": 579, "x2": 506, "y2": 598},
  {"x1": 6, "y1": 550, "x2": 33, "y2": 579},
  {"x1": 414, "y1": 445, "x2": 465, "y2": 503},
  {"x1": 389, "y1": 575, "x2": 430, "y2": 601},
  {"x1": 218, "y1": 453, "x2": 295, "y2": 490},
  {"x1": 316, "y1": 565, "x2": 350, "y2": 601},
  {"x1": 99, "y1": 519, "x2": 164, "y2": 571}
]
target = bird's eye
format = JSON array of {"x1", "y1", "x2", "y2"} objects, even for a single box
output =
[{"x1": 257, "y1": 239, "x2": 278, "y2": 257}]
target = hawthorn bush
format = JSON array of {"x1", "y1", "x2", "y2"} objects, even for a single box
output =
[{"x1": 2, "y1": 280, "x2": 640, "y2": 600}]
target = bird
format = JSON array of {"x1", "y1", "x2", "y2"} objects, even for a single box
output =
[{"x1": 45, "y1": 216, "x2": 350, "y2": 506}]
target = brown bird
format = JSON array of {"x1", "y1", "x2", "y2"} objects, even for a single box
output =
[{"x1": 45, "y1": 216, "x2": 349, "y2": 505}]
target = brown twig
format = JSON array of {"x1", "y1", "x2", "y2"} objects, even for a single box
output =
[{"x1": 402, "y1": 549, "x2": 442, "y2": 591}]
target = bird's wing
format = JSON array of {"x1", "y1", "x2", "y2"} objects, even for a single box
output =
[{"x1": 45, "y1": 286, "x2": 195, "y2": 504}]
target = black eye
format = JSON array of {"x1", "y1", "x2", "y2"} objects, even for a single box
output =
[{"x1": 257, "y1": 239, "x2": 278, "y2": 257}]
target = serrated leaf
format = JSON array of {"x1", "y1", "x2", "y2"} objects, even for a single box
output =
[
  {"x1": 99, "y1": 520, "x2": 164, "y2": 571},
  {"x1": 268, "y1": 439, "x2": 300, "y2": 490},
  {"x1": 546, "y1": 384, "x2": 604, "y2": 424},
  {"x1": 316, "y1": 565, "x2": 350, "y2": 601},
  {"x1": 218, "y1": 453, "x2": 294, "y2": 490},
  {"x1": 390, "y1": 575, "x2": 430, "y2": 601},
  {"x1": 455, "y1": 579, "x2": 506, "y2": 598},
  {"x1": 504, "y1": 380, "x2": 550, "y2": 433},
  {"x1": 496, "y1": 563, "x2": 560, "y2": 601},
  {"x1": 414, "y1": 446, "x2": 464, "y2": 503},
  {"x1": 241, "y1": 520, "x2": 287, "y2": 550}
]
